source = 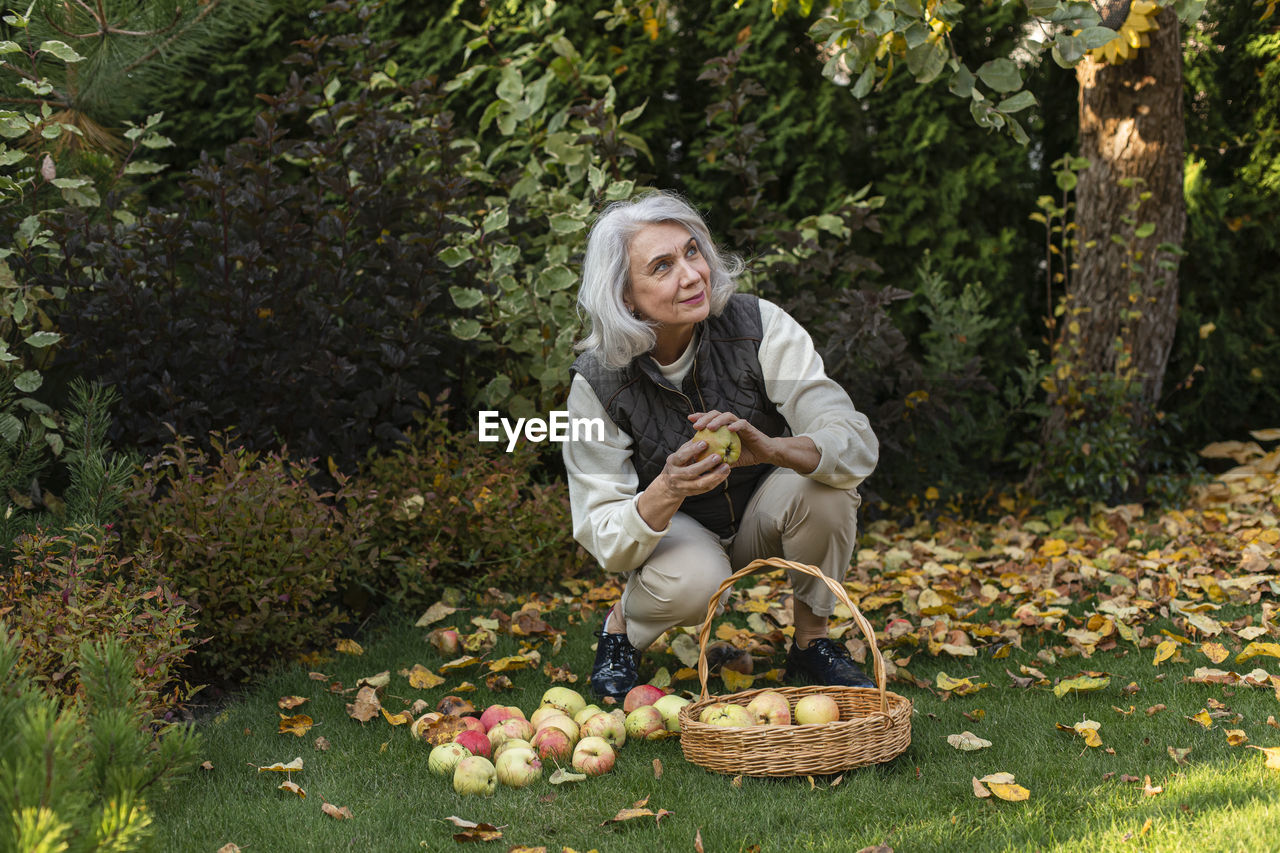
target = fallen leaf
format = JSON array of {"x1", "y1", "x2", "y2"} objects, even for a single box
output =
[
  {"x1": 278, "y1": 780, "x2": 306, "y2": 799},
  {"x1": 653, "y1": 758, "x2": 663, "y2": 779},
  {"x1": 415, "y1": 601, "x2": 457, "y2": 627},
  {"x1": 314, "y1": 736, "x2": 330, "y2": 751},
  {"x1": 1188, "y1": 709, "x2": 1213, "y2": 728},
  {"x1": 381, "y1": 707, "x2": 413, "y2": 726},
  {"x1": 1146, "y1": 704, "x2": 1167, "y2": 716},
  {"x1": 946, "y1": 731, "x2": 992, "y2": 751},
  {"x1": 439, "y1": 655, "x2": 480, "y2": 673},
  {"x1": 278, "y1": 714, "x2": 313, "y2": 737},
  {"x1": 402, "y1": 663, "x2": 446, "y2": 690},
  {"x1": 1236, "y1": 642, "x2": 1280, "y2": 663},
  {"x1": 346, "y1": 686, "x2": 380, "y2": 722},
  {"x1": 256, "y1": 758, "x2": 303, "y2": 773},
  {"x1": 972, "y1": 776, "x2": 992, "y2": 798},
  {"x1": 1142, "y1": 775, "x2": 1162, "y2": 796},
  {"x1": 722, "y1": 668, "x2": 754, "y2": 691},
  {"x1": 1168, "y1": 746, "x2": 1192, "y2": 765},
  {"x1": 320, "y1": 800, "x2": 353, "y2": 819},
  {"x1": 1054, "y1": 675, "x2": 1109, "y2": 697},
  {"x1": 695, "y1": 828, "x2": 705, "y2": 853},
  {"x1": 278, "y1": 696, "x2": 308, "y2": 710},
  {"x1": 216, "y1": 845, "x2": 241, "y2": 853},
  {"x1": 335, "y1": 638, "x2": 363, "y2": 656},
  {"x1": 936, "y1": 672, "x2": 988, "y2": 695},
  {"x1": 1153, "y1": 640, "x2": 1178, "y2": 665},
  {"x1": 1225, "y1": 729, "x2": 1249, "y2": 746},
  {"x1": 356, "y1": 671, "x2": 390, "y2": 690},
  {"x1": 602, "y1": 807, "x2": 672, "y2": 826},
  {"x1": 1248, "y1": 745, "x2": 1280, "y2": 769},
  {"x1": 548, "y1": 768, "x2": 587, "y2": 785},
  {"x1": 979, "y1": 772, "x2": 1017, "y2": 784}
]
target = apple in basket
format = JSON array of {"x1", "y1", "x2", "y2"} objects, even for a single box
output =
[
  {"x1": 794, "y1": 693, "x2": 840, "y2": 725},
  {"x1": 700, "y1": 703, "x2": 757, "y2": 727},
  {"x1": 745, "y1": 691, "x2": 791, "y2": 726}
]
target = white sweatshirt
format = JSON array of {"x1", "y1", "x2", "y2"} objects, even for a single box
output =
[{"x1": 562, "y1": 297, "x2": 878, "y2": 574}]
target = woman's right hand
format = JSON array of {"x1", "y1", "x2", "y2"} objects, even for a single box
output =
[{"x1": 656, "y1": 437, "x2": 733, "y2": 499}]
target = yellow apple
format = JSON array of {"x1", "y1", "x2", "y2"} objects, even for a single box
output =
[{"x1": 693, "y1": 427, "x2": 741, "y2": 464}]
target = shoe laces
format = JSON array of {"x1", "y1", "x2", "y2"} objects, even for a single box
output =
[
  {"x1": 596, "y1": 628, "x2": 638, "y2": 669},
  {"x1": 803, "y1": 637, "x2": 850, "y2": 663}
]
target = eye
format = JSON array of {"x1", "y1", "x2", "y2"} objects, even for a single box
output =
[
  {"x1": 653, "y1": 260, "x2": 671, "y2": 273},
  {"x1": 686, "y1": 243, "x2": 699, "y2": 257}
]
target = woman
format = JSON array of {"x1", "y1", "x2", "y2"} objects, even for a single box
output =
[{"x1": 562, "y1": 190, "x2": 879, "y2": 699}]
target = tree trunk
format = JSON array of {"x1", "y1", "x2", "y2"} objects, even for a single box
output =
[{"x1": 1069, "y1": 3, "x2": 1186, "y2": 409}]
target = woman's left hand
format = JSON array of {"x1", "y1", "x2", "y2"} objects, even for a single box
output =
[{"x1": 687, "y1": 410, "x2": 777, "y2": 468}]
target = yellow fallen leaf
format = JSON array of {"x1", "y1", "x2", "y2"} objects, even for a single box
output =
[
  {"x1": 1236, "y1": 642, "x2": 1280, "y2": 664},
  {"x1": 487, "y1": 654, "x2": 536, "y2": 673},
  {"x1": 1142, "y1": 775, "x2": 1162, "y2": 796},
  {"x1": 972, "y1": 776, "x2": 992, "y2": 798},
  {"x1": 278, "y1": 714, "x2": 313, "y2": 737},
  {"x1": 979, "y1": 772, "x2": 1017, "y2": 784},
  {"x1": 403, "y1": 664, "x2": 445, "y2": 690},
  {"x1": 1225, "y1": 729, "x2": 1249, "y2": 746},
  {"x1": 1153, "y1": 640, "x2": 1178, "y2": 665},
  {"x1": 414, "y1": 601, "x2": 457, "y2": 627},
  {"x1": 1200, "y1": 642, "x2": 1230, "y2": 664},
  {"x1": 278, "y1": 696, "x2": 308, "y2": 710},
  {"x1": 1053, "y1": 675, "x2": 1109, "y2": 697},
  {"x1": 278, "y1": 780, "x2": 306, "y2": 798},
  {"x1": 1249, "y1": 745, "x2": 1280, "y2": 769},
  {"x1": 439, "y1": 655, "x2": 480, "y2": 673},
  {"x1": 356, "y1": 671, "x2": 390, "y2": 690},
  {"x1": 320, "y1": 801, "x2": 353, "y2": 819},
  {"x1": 1074, "y1": 720, "x2": 1102, "y2": 747},
  {"x1": 722, "y1": 668, "x2": 754, "y2": 691},
  {"x1": 1188, "y1": 709, "x2": 1213, "y2": 728},
  {"x1": 256, "y1": 758, "x2": 303, "y2": 773},
  {"x1": 380, "y1": 708, "x2": 413, "y2": 726},
  {"x1": 335, "y1": 638, "x2": 363, "y2": 656},
  {"x1": 936, "y1": 672, "x2": 988, "y2": 695},
  {"x1": 947, "y1": 731, "x2": 993, "y2": 751}
]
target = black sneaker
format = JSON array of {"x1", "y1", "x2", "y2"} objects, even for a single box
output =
[
  {"x1": 785, "y1": 637, "x2": 875, "y2": 688},
  {"x1": 590, "y1": 610, "x2": 640, "y2": 699}
]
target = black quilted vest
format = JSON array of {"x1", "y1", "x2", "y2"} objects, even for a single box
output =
[{"x1": 570, "y1": 293, "x2": 789, "y2": 538}]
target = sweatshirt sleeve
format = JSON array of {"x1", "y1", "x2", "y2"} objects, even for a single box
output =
[
  {"x1": 561, "y1": 373, "x2": 667, "y2": 573},
  {"x1": 756, "y1": 297, "x2": 878, "y2": 489}
]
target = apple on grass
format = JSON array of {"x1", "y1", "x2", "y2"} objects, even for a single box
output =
[
  {"x1": 487, "y1": 716, "x2": 535, "y2": 750},
  {"x1": 794, "y1": 693, "x2": 840, "y2": 725},
  {"x1": 651, "y1": 694, "x2": 691, "y2": 732},
  {"x1": 571, "y1": 736, "x2": 616, "y2": 776},
  {"x1": 573, "y1": 704, "x2": 604, "y2": 726},
  {"x1": 479, "y1": 704, "x2": 526, "y2": 732},
  {"x1": 534, "y1": 713, "x2": 580, "y2": 747},
  {"x1": 492, "y1": 738, "x2": 532, "y2": 760},
  {"x1": 540, "y1": 686, "x2": 587, "y2": 720},
  {"x1": 580, "y1": 710, "x2": 626, "y2": 748},
  {"x1": 494, "y1": 747, "x2": 542, "y2": 788},
  {"x1": 623, "y1": 683, "x2": 668, "y2": 713},
  {"x1": 624, "y1": 705, "x2": 667, "y2": 741},
  {"x1": 529, "y1": 705, "x2": 570, "y2": 730},
  {"x1": 457, "y1": 716, "x2": 486, "y2": 736},
  {"x1": 453, "y1": 728, "x2": 492, "y2": 759},
  {"x1": 699, "y1": 703, "x2": 757, "y2": 727},
  {"x1": 530, "y1": 726, "x2": 573, "y2": 762},
  {"x1": 452, "y1": 755, "x2": 496, "y2": 796},
  {"x1": 427, "y1": 742, "x2": 471, "y2": 777},
  {"x1": 746, "y1": 691, "x2": 791, "y2": 726}
]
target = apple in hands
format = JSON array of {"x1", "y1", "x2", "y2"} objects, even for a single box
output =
[
  {"x1": 494, "y1": 747, "x2": 542, "y2": 788},
  {"x1": 571, "y1": 736, "x2": 617, "y2": 776},
  {"x1": 794, "y1": 693, "x2": 841, "y2": 725},
  {"x1": 746, "y1": 691, "x2": 791, "y2": 726},
  {"x1": 452, "y1": 755, "x2": 496, "y2": 796},
  {"x1": 693, "y1": 426, "x2": 741, "y2": 464}
]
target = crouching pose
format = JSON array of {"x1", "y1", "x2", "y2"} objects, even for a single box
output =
[{"x1": 562, "y1": 190, "x2": 879, "y2": 699}]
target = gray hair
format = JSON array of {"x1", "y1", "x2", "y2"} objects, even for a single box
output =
[{"x1": 575, "y1": 190, "x2": 743, "y2": 369}]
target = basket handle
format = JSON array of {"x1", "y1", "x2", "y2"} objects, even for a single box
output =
[{"x1": 693, "y1": 556, "x2": 888, "y2": 715}]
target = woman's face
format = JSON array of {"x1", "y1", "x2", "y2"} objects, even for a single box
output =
[{"x1": 624, "y1": 221, "x2": 711, "y2": 345}]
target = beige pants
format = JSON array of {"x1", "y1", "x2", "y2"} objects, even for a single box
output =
[{"x1": 618, "y1": 467, "x2": 861, "y2": 649}]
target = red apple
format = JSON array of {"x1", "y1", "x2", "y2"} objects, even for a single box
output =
[
  {"x1": 530, "y1": 726, "x2": 573, "y2": 762},
  {"x1": 458, "y1": 715, "x2": 486, "y2": 736},
  {"x1": 571, "y1": 736, "x2": 616, "y2": 776},
  {"x1": 746, "y1": 691, "x2": 791, "y2": 726},
  {"x1": 480, "y1": 704, "x2": 525, "y2": 732},
  {"x1": 487, "y1": 716, "x2": 535, "y2": 749},
  {"x1": 453, "y1": 728, "x2": 491, "y2": 759},
  {"x1": 580, "y1": 710, "x2": 626, "y2": 748},
  {"x1": 624, "y1": 705, "x2": 667, "y2": 740},
  {"x1": 623, "y1": 683, "x2": 667, "y2": 713},
  {"x1": 429, "y1": 627, "x2": 461, "y2": 657},
  {"x1": 794, "y1": 693, "x2": 840, "y2": 725}
]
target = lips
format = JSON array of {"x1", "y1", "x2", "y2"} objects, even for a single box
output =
[{"x1": 680, "y1": 290, "x2": 706, "y2": 306}]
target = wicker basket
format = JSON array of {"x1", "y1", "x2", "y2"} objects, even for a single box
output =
[{"x1": 677, "y1": 557, "x2": 912, "y2": 777}]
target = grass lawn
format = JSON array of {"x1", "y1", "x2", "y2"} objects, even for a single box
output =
[{"x1": 149, "y1": 602, "x2": 1280, "y2": 852}]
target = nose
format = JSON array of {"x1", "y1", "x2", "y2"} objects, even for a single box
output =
[{"x1": 675, "y1": 255, "x2": 701, "y2": 285}]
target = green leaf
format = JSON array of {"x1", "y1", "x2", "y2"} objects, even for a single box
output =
[
  {"x1": 949, "y1": 66, "x2": 975, "y2": 98},
  {"x1": 851, "y1": 65, "x2": 876, "y2": 99},
  {"x1": 496, "y1": 66, "x2": 523, "y2": 104},
  {"x1": 323, "y1": 78, "x2": 340, "y2": 103},
  {"x1": 537, "y1": 264, "x2": 577, "y2": 293},
  {"x1": 14, "y1": 370, "x2": 42, "y2": 393},
  {"x1": 1077, "y1": 27, "x2": 1118, "y2": 49},
  {"x1": 0, "y1": 40, "x2": 21, "y2": 55},
  {"x1": 123, "y1": 160, "x2": 166, "y2": 175},
  {"x1": 906, "y1": 42, "x2": 947, "y2": 84},
  {"x1": 997, "y1": 90, "x2": 1038, "y2": 114},
  {"x1": 1135, "y1": 222, "x2": 1156, "y2": 239},
  {"x1": 482, "y1": 207, "x2": 509, "y2": 234},
  {"x1": 548, "y1": 213, "x2": 585, "y2": 234},
  {"x1": 23, "y1": 331, "x2": 59, "y2": 348},
  {"x1": 449, "y1": 287, "x2": 485, "y2": 310},
  {"x1": 439, "y1": 246, "x2": 474, "y2": 268},
  {"x1": 976, "y1": 59, "x2": 1021, "y2": 93},
  {"x1": 1053, "y1": 33, "x2": 1087, "y2": 65},
  {"x1": 450, "y1": 318, "x2": 483, "y2": 341},
  {"x1": 0, "y1": 412, "x2": 20, "y2": 444},
  {"x1": 37, "y1": 40, "x2": 83, "y2": 62}
]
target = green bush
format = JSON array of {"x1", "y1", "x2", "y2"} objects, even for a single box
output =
[
  {"x1": 0, "y1": 626, "x2": 201, "y2": 852},
  {"x1": 122, "y1": 433, "x2": 374, "y2": 681},
  {"x1": 356, "y1": 397, "x2": 591, "y2": 607},
  {"x1": 1, "y1": 528, "x2": 197, "y2": 718}
]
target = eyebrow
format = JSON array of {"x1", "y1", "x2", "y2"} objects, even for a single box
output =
[{"x1": 645, "y1": 237, "x2": 697, "y2": 272}]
